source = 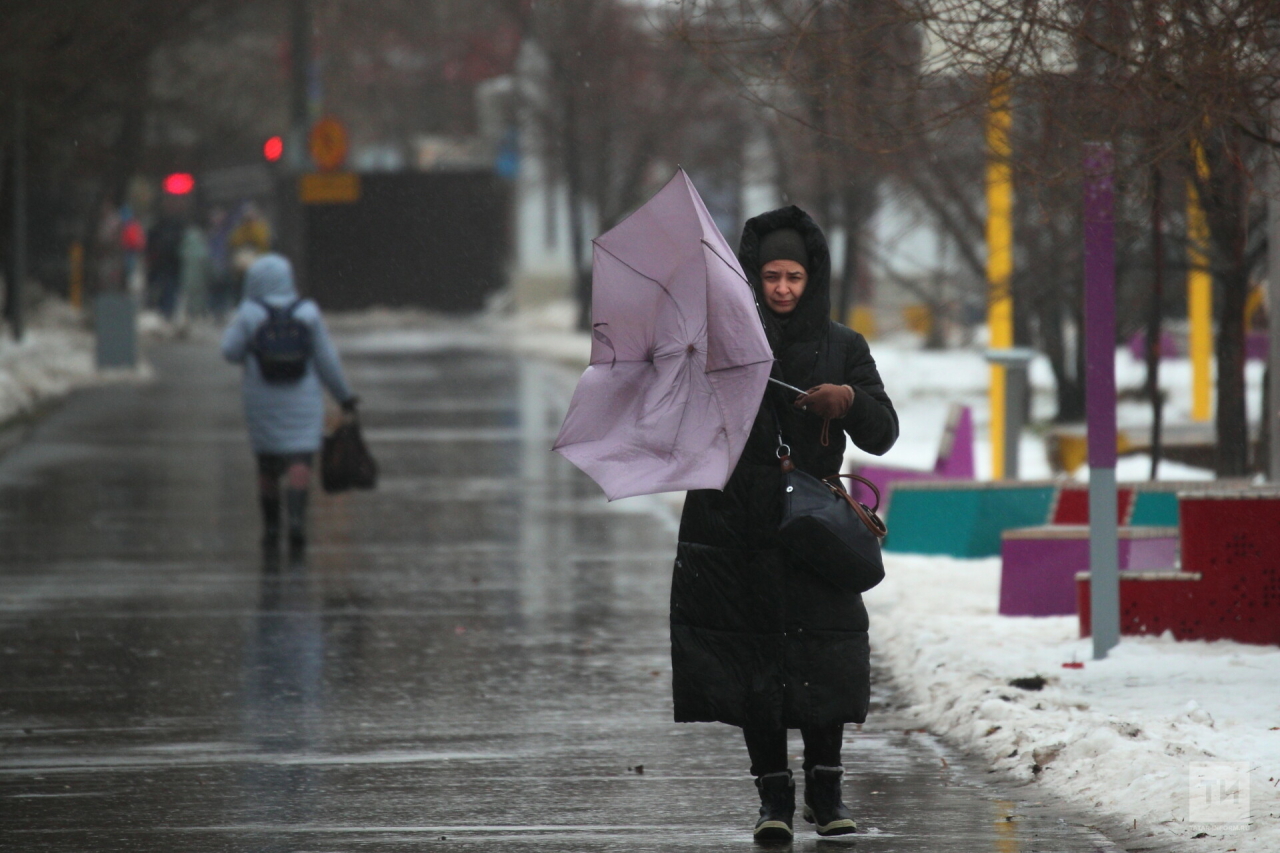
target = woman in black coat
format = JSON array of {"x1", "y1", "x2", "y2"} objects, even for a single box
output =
[{"x1": 671, "y1": 206, "x2": 898, "y2": 841}]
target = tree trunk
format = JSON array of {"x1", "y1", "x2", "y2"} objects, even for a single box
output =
[
  {"x1": 1200, "y1": 129, "x2": 1250, "y2": 477},
  {"x1": 560, "y1": 79, "x2": 591, "y2": 332},
  {"x1": 837, "y1": 184, "x2": 857, "y2": 328},
  {"x1": 1037, "y1": 292, "x2": 1085, "y2": 422},
  {"x1": 1146, "y1": 163, "x2": 1165, "y2": 479},
  {"x1": 83, "y1": 62, "x2": 148, "y2": 295},
  {"x1": 1215, "y1": 260, "x2": 1249, "y2": 476}
]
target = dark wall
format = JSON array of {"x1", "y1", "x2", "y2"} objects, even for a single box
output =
[{"x1": 303, "y1": 171, "x2": 510, "y2": 312}]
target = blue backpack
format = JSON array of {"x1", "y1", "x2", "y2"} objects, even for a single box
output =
[{"x1": 251, "y1": 298, "x2": 313, "y2": 383}]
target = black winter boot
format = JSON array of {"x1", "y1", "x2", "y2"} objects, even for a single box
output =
[
  {"x1": 803, "y1": 765, "x2": 856, "y2": 836},
  {"x1": 753, "y1": 770, "x2": 795, "y2": 842},
  {"x1": 260, "y1": 496, "x2": 281, "y2": 551},
  {"x1": 285, "y1": 489, "x2": 308, "y2": 555}
]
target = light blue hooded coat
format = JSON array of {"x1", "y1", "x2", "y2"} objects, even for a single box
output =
[{"x1": 221, "y1": 254, "x2": 354, "y2": 454}]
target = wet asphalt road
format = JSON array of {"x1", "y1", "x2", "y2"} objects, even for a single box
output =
[{"x1": 0, "y1": 330, "x2": 1122, "y2": 851}]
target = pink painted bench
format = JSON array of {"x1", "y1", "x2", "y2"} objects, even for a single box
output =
[{"x1": 999, "y1": 525, "x2": 1178, "y2": 616}]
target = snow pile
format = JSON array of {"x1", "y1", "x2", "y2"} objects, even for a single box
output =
[
  {"x1": 866, "y1": 554, "x2": 1280, "y2": 852},
  {"x1": 490, "y1": 299, "x2": 592, "y2": 367},
  {"x1": 326, "y1": 300, "x2": 593, "y2": 367},
  {"x1": 848, "y1": 333, "x2": 1227, "y2": 481},
  {"x1": 0, "y1": 300, "x2": 98, "y2": 426}
]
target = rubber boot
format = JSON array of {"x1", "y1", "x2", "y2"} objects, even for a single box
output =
[
  {"x1": 260, "y1": 496, "x2": 281, "y2": 551},
  {"x1": 802, "y1": 765, "x2": 856, "y2": 836},
  {"x1": 753, "y1": 769, "x2": 795, "y2": 842},
  {"x1": 285, "y1": 488, "x2": 308, "y2": 556}
]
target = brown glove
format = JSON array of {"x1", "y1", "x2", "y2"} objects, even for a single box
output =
[{"x1": 794, "y1": 384, "x2": 854, "y2": 419}]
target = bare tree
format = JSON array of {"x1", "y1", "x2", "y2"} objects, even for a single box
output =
[
  {"x1": 918, "y1": 0, "x2": 1279, "y2": 475},
  {"x1": 675, "y1": 0, "x2": 923, "y2": 320},
  {"x1": 525, "y1": 0, "x2": 744, "y2": 328},
  {"x1": 679, "y1": 0, "x2": 1280, "y2": 473}
]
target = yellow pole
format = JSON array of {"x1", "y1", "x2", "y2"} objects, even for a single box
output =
[
  {"x1": 986, "y1": 78, "x2": 1014, "y2": 478},
  {"x1": 68, "y1": 241, "x2": 84, "y2": 310},
  {"x1": 1187, "y1": 141, "x2": 1213, "y2": 422}
]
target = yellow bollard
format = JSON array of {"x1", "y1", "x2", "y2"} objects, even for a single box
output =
[
  {"x1": 1187, "y1": 141, "x2": 1213, "y2": 422},
  {"x1": 848, "y1": 305, "x2": 878, "y2": 339},
  {"x1": 986, "y1": 77, "x2": 1015, "y2": 478},
  {"x1": 902, "y1": 304, "x2": 932, "y2": 336},
  {"x1": 68, "y1": 241, "x2": 84, "y2": 309}
]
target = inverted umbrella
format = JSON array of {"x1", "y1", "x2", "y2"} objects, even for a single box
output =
[{"x1": 553, "y1": 169, "x2": 774, "y2": 500}]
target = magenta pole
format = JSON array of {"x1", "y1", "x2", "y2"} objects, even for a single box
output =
[{"x1": 1084, "y1": 142, "x2": 1120, "y2": 658}]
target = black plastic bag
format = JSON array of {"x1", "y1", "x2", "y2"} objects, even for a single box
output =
[{"x1": 321, "y1": 420, "x2": 377, "y2": 493}]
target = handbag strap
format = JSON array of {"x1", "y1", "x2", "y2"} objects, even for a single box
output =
[
  {"x1": 827, "y1": 472, "x2": 882, "y2": 513},
  {"x1": 824, "y1": 476, "x2": 888, "y2": 537},
  {"x1": 772, "y1": 370, "x2": 887, "y2": 539},
  {"x1": 771, "y1": 392, "x2": 793, "y2": 471}
]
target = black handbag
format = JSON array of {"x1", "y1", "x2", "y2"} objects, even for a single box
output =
[
  {"x1": 321, "y1": 418, "x2": 378, "y2": 494},
  {"x1": 775, "y1": 419, "x2": 887, "y2": 593}
]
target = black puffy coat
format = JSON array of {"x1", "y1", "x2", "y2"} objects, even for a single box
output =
[{"x1": 670, "y1": 206, "x2": 898, "y2": 730}]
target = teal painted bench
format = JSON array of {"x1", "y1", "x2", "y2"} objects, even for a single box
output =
[
  {"x1": 882, "y1": 479, "x2": 1247, "y2": 558},
  {"x1": 882, "y1": 481, "x2": 1058, "y2": 557}
]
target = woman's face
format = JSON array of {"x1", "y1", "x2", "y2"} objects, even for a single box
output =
[{"x1": 761, "y1": 260, "x2": 808, "y2": 314}]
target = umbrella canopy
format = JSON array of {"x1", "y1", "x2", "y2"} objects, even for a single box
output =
[{"x1": 553, "y1": 169, "x2": 774, "y2": 500}]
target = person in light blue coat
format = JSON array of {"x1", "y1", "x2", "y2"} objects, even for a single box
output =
[{"x1": 221, "y1": 253, "x2": 357, "y2": 552}]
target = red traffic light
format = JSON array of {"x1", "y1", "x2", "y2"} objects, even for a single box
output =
[
  {"x1": 163, "y1": 173, "x2": 195, "y2": 195},
  {"x1": 263, "y1": 135, "x2": 284, "y2": 163}
]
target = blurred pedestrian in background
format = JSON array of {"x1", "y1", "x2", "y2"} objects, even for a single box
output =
[
  {"x1": 670, "y1": 206, "x2": 898, "y2": 842},
  {"x1": 178, "y1": 220, "x2": 212, "y2": 321},
  {"x1": 229, "y1": 202, "x2": 272, "y2": 273},
  {"x1": 119, "y1": 205, "x2": 146, "y2": 296},
  {"x1": 206, "y1": 206, "x2": 236, "y2": 319},
  {"x1": 220, "y1": 253, "x2": 358, "y2": 556},
  {"x1": 147, "y1": 208, "x2": 185, "y2": 319}
]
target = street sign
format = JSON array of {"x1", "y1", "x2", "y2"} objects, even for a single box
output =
[
  {"x1": 299, "y1": 172, "x2": 360, "y2": 204},
  {"x1": 309, "y1": 117, "x2": 349, "y2": 172}
]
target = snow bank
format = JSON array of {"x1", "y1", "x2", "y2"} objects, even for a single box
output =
[
  {"x1": 867, "y1": 554, "x2": 1280, "y2": 852},
  {"x1": 0, "y1": 298, "x2": 155, "y2": 433},
  {"x1": 841, "y1": 334, "x2": 1273, "y2": 850},
  {"x1": 329, "y1": 301, "x2": 593, "y2": 367},
  {"x1": 0, "y1": 300, "x2": 98, "y2": 426}
]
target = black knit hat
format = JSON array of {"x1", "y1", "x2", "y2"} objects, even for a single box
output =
[{"x1": 757, "y1": 227, "x2": 809, "y2": 271}]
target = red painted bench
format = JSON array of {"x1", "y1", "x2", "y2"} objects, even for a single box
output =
[{"x1": 1076, "y1": 491, "x2": 1280, "y2": 645}]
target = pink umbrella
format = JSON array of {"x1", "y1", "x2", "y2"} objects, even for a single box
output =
[{"x1": 553, "y1": 169, "x2": 774, "y2": 500}]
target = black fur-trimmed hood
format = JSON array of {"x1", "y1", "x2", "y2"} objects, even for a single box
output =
[{"x1": 738, "y1": 205, "x2": 832, "y2": 350}]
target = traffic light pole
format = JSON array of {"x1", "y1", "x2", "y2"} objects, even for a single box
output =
[{"x1": 279, "y1": 0, "x2": 311, "y2": 286}]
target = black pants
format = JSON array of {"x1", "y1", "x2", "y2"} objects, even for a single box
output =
[
  {"x1": 743, "y1": 724, "x2": 844, "y2": 777},
  {"x1": 256, "y1": 452, "x2": 314, "y2": 480}
]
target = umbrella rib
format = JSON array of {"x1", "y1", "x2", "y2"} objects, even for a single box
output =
[
  {"x1": 699, "y1": 238, "x2": 751, "y2": 287},
  {"x1": 699, "y1": 318, "x2": 733, "y2": 485},
  {"x1": 591, "y1": 241, "x2": 662, "y2": 288},
  {"x1": 591, "y1": 242, "x2": 689, "y2": 335}
]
